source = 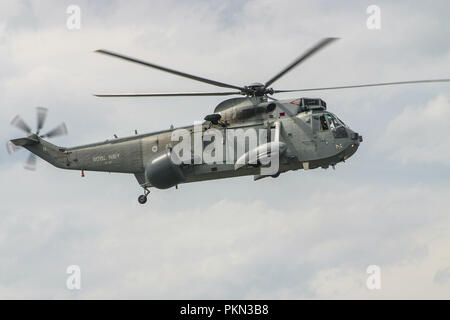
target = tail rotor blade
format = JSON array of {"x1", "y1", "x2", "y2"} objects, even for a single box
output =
[
  {"x1": 42, "y1": 123, "x2": 68, "y2": 138},
  {"x1": 36, "y1": 107, "x2": 48, "y2": 134},
  {"x1": 6, "y1": 141, "x2": 21, "y2": 154},
  {"x1": 24, "y1": 153, "x2": 37, "y2": 171},
  {"x1": 11, "y1": 115, "x2": 32, "y2": 134}
]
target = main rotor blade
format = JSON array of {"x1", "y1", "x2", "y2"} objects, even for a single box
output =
[
  {"x1": 36, "y1": 107, "x2": 48, "y2": 134},
  {"x1": 264, "y1": 37, "x2": 338, "y2": 88},
  {"x1": 11, "y1": 115, "x2": 32, "y2": 134},
  {"x1": 95, "y1": 49, "x2": 245, "y2": 91},
  {"x1": 42, "y1": 123, "x2": 68, "y2": 138},
  {"x1": 94, "y1": 91, "x2": 242, "y2": 97},
  {"x1": 273, "y1": 79, "x2": 450, "y2": 93},
  {"x1": 24, "y1": 153, "x2": 37, "y2": 171}
]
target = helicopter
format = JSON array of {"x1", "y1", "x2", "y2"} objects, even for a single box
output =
[{"x1": 7, "y1": 38, "x2": 450, "y2": 204}]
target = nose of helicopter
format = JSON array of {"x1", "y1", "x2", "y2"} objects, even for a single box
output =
[{"x1": 343, "y1": 129, "x2": 363, "y2": 160}]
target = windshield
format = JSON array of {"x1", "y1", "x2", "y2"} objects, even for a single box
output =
[
  {"x1": 312, "y1": 112, "x2": 348, "y2": 135},
  {"x1": 325, "y1": 113, "x2": 346, "y2": 129},
  {"x1": 324, "y1": 112, "x2": 349, "y2": 138}
]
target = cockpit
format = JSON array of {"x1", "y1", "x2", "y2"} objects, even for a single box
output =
[{"x1": 313, "y1": 111, "x2": 349, "y2": 138}]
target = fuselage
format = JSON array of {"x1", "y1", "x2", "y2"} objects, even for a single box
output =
[{"x1": 21, "y1": 97, "x2": 362, "y2": 189}]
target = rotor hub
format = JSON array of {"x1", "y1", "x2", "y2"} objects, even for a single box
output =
[{"x1": 243, "y1": 83, "x2": 273, "y2": 97}]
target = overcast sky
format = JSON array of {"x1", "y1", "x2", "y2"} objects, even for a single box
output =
[{"x1": 1, "y1": 0, "x2": 449, "y2": 299}]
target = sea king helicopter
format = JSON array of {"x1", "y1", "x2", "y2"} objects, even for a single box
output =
[{"x1": 7, "y1": 38, "x2": 450, "y2": 204}]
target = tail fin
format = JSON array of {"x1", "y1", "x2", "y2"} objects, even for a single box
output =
[
  {"x1": 10, "y1": 137, "x2": 39, "y2": 147},
  {"x1": 10, "y1": 135, "x2": 69, "y2": 169}
]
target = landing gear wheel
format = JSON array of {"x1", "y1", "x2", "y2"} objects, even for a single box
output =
[
  {"x1": 138, "y1": 195, "x2": 147, "y2": 204},
  {"x1": 138, "y1": 187, "x2": 150, "y2": 204}
]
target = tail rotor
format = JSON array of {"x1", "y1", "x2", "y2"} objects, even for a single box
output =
[{"x1": 7, "y1": 107, "x2": 68, "y2": 170}]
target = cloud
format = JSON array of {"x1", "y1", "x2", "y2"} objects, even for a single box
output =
[
  {"x1": 377, "y1": 95, "x2": 450, "y2": 165},
  {"x1": 1, "y1": 167, "x2": 450, "y2": 299},
  {"x1": 0, "y1": 0, "x2": 450, "y2": 299},
  {"x1": 434, "y1": 267, "x2": 450, "y2": 285}
]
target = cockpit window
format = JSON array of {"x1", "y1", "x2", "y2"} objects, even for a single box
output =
[
  {"x1": 326, "y1": 114, "x2": 340, "y2": 129},
  {"x1": 319, "y1": 115, "x2": 329, "y2": 131},
  {"x1": 325, "y1": 113, "x2": 349, "y2": 138}
]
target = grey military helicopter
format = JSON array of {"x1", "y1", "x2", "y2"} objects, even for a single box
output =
[{"x1": 7, "y1": 38, "x2": 450, "y2": 204}]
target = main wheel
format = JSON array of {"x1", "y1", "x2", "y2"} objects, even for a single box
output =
[{"x1": 138, "y1": 195, "x2": 147, "y2": 204}]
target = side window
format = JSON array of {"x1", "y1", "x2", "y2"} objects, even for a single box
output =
[
  {"x1": 319, "y1": 115, "x2": 329, "y2": 131},
  {"x1": 312, "y1": 116, "x2": 320, "y2": 132}
]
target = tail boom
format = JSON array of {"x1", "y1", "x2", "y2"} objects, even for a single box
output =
[{"x1": 11, "y1": 136, "x2": 144, "y2": 173}]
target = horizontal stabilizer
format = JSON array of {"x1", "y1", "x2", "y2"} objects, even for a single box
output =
[{"x1": 10, "y1": 137, "x2": 39, "y2": 147}]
